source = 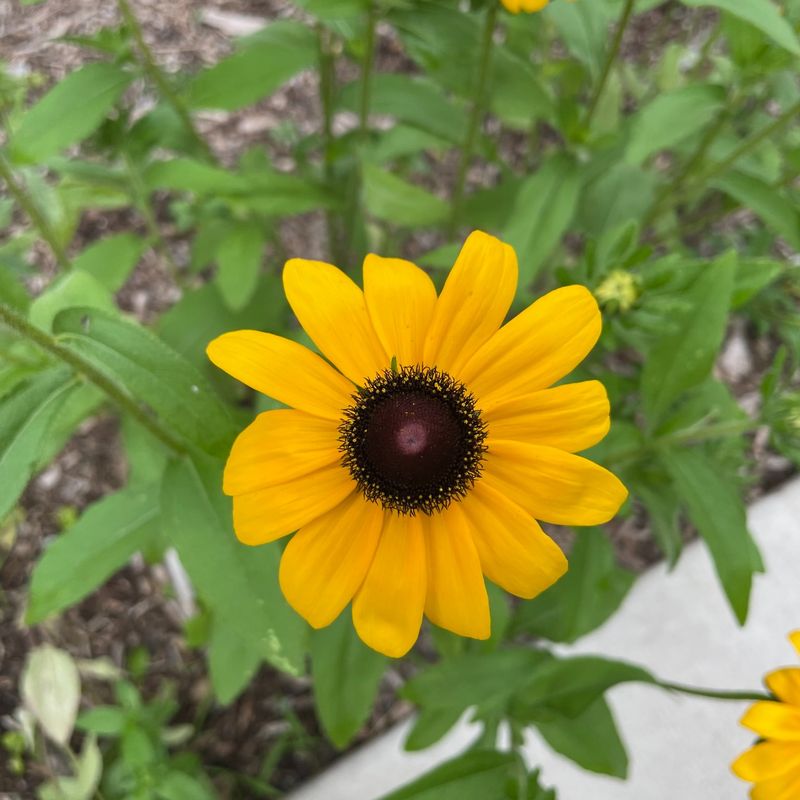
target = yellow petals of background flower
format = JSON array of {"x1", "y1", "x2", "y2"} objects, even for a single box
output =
[
  {"x1": 733, "y1": 631, "x2": 800, "y2": 799},
  {"x1": 501, "y1": 0, "x2": 550, "y2": 12},
  {"x1": 207, "y1": 230, "x2": 627, "y2": 658}
]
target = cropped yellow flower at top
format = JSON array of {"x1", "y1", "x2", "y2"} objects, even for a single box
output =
[
  {"x1": 207, "y1": 231, "x2": 627, "y2": 658},
  {"x1": 501, "y1": 0, "x2": 549, "y2": 12},
  {"x1": 733, "y1": 631, "x2": 800, "y2": 799}
]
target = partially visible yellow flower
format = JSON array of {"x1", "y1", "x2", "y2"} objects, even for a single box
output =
[
  {"x1": 733, "y1": 631, "x2": 800, "y2": 798},
  {"x1": 207, "y1": 231, "x2": 626, "y2": 658},
  {"x1": 501, "y1": 0, "x2": 550, "y2": 12}
]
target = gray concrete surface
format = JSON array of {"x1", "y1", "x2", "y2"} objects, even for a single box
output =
[{"x1": 288, "y1": 477, "x2": 800, "y2": 800}]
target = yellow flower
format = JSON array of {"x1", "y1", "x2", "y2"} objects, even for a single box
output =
[
  {"x1": 733, "y1": 631, "x2": 800, "y2": 799},
  {"x1": 501, "y1": 0, "x2": 550, "y2": 12},
  {"x1": 207, "y1": 231, "x2": 627, "y2": 658}
]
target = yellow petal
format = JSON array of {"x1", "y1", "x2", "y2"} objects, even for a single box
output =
[
  {"x1": 521, "y1": 0, "x2": 549, "y2": 10},
  {"x1": 790, "y1": 631, "x2": 800, "y2": 656},
  {"x1": 732, "y1": 741, "x2": 800, "y2": 782},
  {"x1": 484, "y1": 380, "x2": 610, "y2": 452},
  {"x1": 482, "y1": 440, "x2": 628, "y2": 526},
  {"x1": 455, "y1": 480, "x2": 567, "y2": 598},
  {"x1": 741, "y1": 702, "x2": 800, "y2": 741},
  {"x1": 766, "y1": 668, "x2": 800, "y2": 708},
  {"x1": 279, "y1": 493, "x2": 383, "y2": 628},
  {"x1": 232, "y1": 463, "x2": 354, "y2": 546},
  {"x1": 207, "y1": 330, "x2": 353, "y2": 420},
  {"x1": 423, "y1": 231, "x2": 517, "y2": 377},
  {"x1": 459, "y1": 285, "x2": 601, "y2": 409},
  {"x1": 423, "y1": 508, "x2": 490, "y2": 640},
  {"x1": 223, "y1": 410, "x2": 339, "y2": 495},
  {"x1": 352, "y1": 512, "x2": 426, "y2": 657},
  {"x1": 363, "y1": 254, "x2": 437, "y2": 367},
  {"x1": 751, "y1": 768, "x2": 800, "y2": 800},
  {"x1": 283, "y1": 258, "x2": 388, "y2": 384}
]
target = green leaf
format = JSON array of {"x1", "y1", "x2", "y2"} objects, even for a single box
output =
[
  {"x1": 21, "y1": 645, "x2": 81, "y2": 746},
  {"x1": 207, "y1": 620, "x2": 263, "y2": 704},
  {"x1": 732, "y1": 257, "x2": 784, "y2": 308},
  {"x1": 681, "y1": 0, "x2": 800, "y2": 55},
  {"x1": 11, "y1": 63, "x2": 132, "y2": 163},
  {"x1": 379, "y1": 750, "x2": 517, "y2": 800},
  {"x1": 490, "y1": 46, "x2": 555, "y2": 130},
  {"x1": 401, "y1": 648, "x2": 548, "y2": 718},
  {"x1": 512, "y1": 528, "x2": 635, "y2": 644},
  {"x1": 578, "y1": 163, "x2": 658, "y2": 236},
  {"x1": 661, "y1": 447, "x2": 763, "y2": 624},
  {"x1": 311, "y1": 612, "x2": 387, "y2": 748},
  {"x1": 160, "y1": 458, "x2": 306, "y2": 675},
  {"x1": 362, "y1": 164, "x2": 449, "y2": 227},
  {"x1": 38, "y1": 734, "x2": 101, "y2": 800},
  {"x1": 532, "y1": 697, "x2": 628, "y2": 778},
  {"x1": 76, "y1": 706, "x2": 128, "y2": 736},
  {"x1": 53, "y1": 307, "x2": 237, "y2": 455},
  {"x1": 29, "y1": 272, "x2": 116, "y2": 332},
  {"x1": 502, "y1": 155, "x2": 581, "y2": 286},
  {"x1": 72, "y1": 233, "x2": 147, "y2": 292},
  {"x1": 545, "y1": 1, "x2": 612, "y2": 78},
  {"x1": 27, "y1": 486, "x2": 161, "y2": 623},
  {"x1": 625, "y1": 84, "x2": 726, "y2": 166},
  {"x1": 0, "y1": 368, "x2": 77, "y2": 521},
  {"x1": 186, "y1": 21, "x2": 317, "y2": 110},
  {"x1": 641, "y1": 252, "x2": 736, "y2": 428},
  {"x1": 514, "y1": 656, "x2": 654, "y2": 718},
  {"x1": 404, "y1": 705, "x2": 465, "y2": 752},
  {"x1": 714, "y1": 172, "x2": 800, "y2": 250},
  {"x1": 340, "y1": 74, "x2": 467, "y2": 144},
  {"x1": 635, "y1": 481, "x2": 683, "y2": 566},
  {"x1": 215, "y1": 221, "x2": 265, "y2": 311},
  {"x1": 144, "y1": 158, "x2": 330, "y2": 216}
]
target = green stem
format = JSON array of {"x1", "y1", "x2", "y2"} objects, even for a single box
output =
[
  {"x1": 0, "y1": 153, "x2": 71, "y2": 272},
  {"x1": 0, "y1": 301, "x2": 187, "y2": 455},
  {"x1": 448, "y1": 3, "x2": 497, "y2": 237},
  {"x1": 690, "y1": 98, "x2": 800, "y2": 188},
  {"x1": 584, "y1": 0, "x2": 636, "y2": 130},
  {"x1": 342, "y1": 0, "x2": 378, "y2": 265},
  {"x1": 658, "y1": 680, "x2": 769, "y2": 703},
  {"x1": 117, "y1": 0, "x2": 215, "y2": 164},
  {"x1": 121, "y1": 148, "x2": 182, "y2": 280},
  {"x1": 318, "y1": 23, "x2": 342, "y2": 265}
]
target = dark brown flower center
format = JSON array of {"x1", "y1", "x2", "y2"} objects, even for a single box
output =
[{"x1": 339, "y1": 365, "x2": 487, "y2": 515}]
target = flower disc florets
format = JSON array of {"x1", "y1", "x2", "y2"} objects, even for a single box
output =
[{"x1": 339, "y1": 365, "x2": 487, "y2": 515}]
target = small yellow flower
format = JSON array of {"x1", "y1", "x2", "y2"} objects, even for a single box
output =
[
  {"x1": 594, "y1": 270, "x2": 639, "y2": 313},
  {"x1": 733, "y1": 631, "x2": 800, "y2": 798},
  {"x1": 501, "y1": 0, "x2": 550, "y2": 12},
  {"x1": 207, "y1": 231, "x2": 626, "y2": 657}
]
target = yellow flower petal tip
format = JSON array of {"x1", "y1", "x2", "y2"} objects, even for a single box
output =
[
  {"x1": 734, "y1": 633, "x2": 800, "y2": 794},
  {"x1": 501, "y1": 0, "x2": 550, "y2": 13},
  {"x1": 207, "y1": 231, "x2": 623, "y2": 656}
]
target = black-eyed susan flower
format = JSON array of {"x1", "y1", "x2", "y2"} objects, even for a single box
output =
[
  {"x1": 501, "y1": 0, "x2": 550, "y2": 12},
  {"x1": 207, "y1": 231, "x2": 627, "y2": 658},
  {"x1": 733, "y1": 631, "x2": 800, "y2": 799}
]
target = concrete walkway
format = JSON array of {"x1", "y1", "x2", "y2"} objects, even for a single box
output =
[{"x1": 289, "y1": 477, "x2": 800, "y2": 800}]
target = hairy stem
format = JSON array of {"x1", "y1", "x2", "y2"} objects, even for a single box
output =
[
  {"x1": 0, "y1": 153, "x2": 71, "y2": 272},
  {"x1": 585, "y1": 0, "x2": 636, "y2": 129},
  {"x1": 658, "y1": 680, "x2": 769, "y2": 703},
  {"x1": 0, "y1": 301, "x2": 186, "y2": 455},
  {"x1": 318, "y1": 23, "x2": 342, "y2": 264},
  {"x1": 449, "y1": 3, "x2": 497, "y2": 237},
  {"x1": 117, "y1": 0, "x2": 215, "y2": 164}
]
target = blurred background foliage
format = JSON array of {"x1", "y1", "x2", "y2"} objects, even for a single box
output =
[{"x1": 1, "y1": 0, "x2": 799, "y2": 797}]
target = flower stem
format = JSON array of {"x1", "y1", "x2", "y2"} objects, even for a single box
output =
[
  {"x1": 0, "y1": 152, "x2": 71, "y2": 272},
  {"x1": 657, "y1": 680, "x2": 769, "y2": 703},
  {"x1": 448, "y1": 3, "x2": 498, "y2": 238},
  {"x1": 117, "y1": 0, "x2": 215, "y2": 164},
  {"x1": 584, "y1": 0, "x2": 636, "y2": 130},
  {"x1": 317, "y1": 23, "x2": 343, "y2": 265},
  {"x1": 0, "y1": 300, "x2": 187, "y2": 456},
  {"x1": 343, "y1": 0, "x2": 378, "y2": 265}
]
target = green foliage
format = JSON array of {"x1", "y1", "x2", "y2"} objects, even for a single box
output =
[{"x1": 2, "y1": 0, "x2": 800, "y2": 792}]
